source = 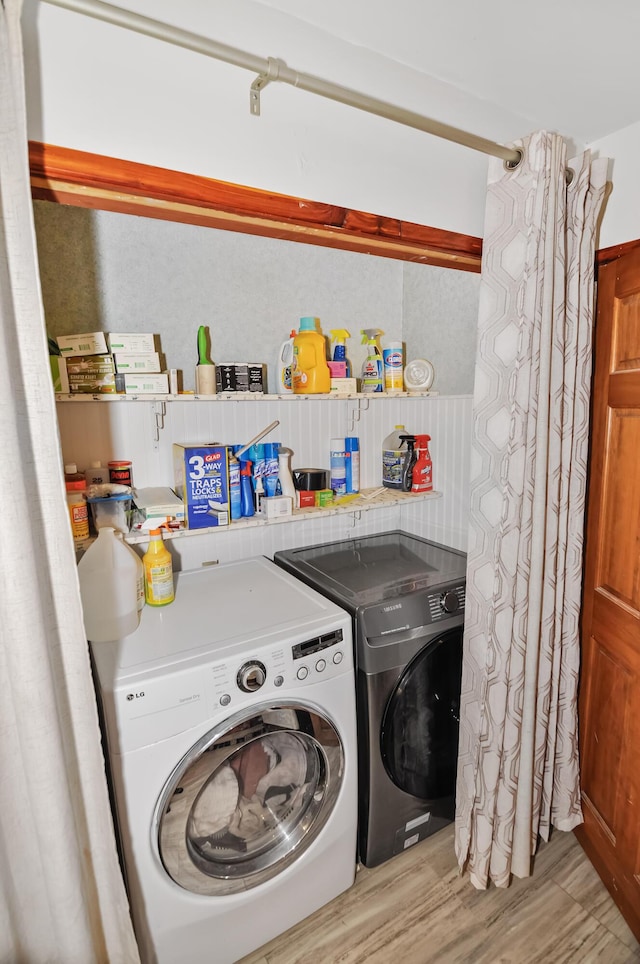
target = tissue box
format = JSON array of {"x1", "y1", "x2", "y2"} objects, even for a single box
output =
[{"x1": 173, "y1": 443, "x2": 230, "y2": 529}]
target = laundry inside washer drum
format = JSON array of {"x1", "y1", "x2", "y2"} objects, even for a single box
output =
[{"x1": 188, "y1": 731, "x2": 318, "y2": 863}]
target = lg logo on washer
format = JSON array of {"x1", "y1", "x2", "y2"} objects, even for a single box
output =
[{"x1": 126, "y1": 692, "x2": 145, "y2": 701}]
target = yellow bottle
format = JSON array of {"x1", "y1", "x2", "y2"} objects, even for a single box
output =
[
  {"x1": 292, "y1": 316, "x2": 331, "y2": 394},
  {"x1": 142, "y1": 521, "x2": 174, "y2": 606}
]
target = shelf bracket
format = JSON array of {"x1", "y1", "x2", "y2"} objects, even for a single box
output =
[
  {"x1": 250, "y1": 58, "x2": 286, "y2": 116},
  {"x1": 152, "y1": 401, "x2": 167, "y2": 450},
  {"x1": 348, "y1": 397, "x2": 369, "y2": 433}
]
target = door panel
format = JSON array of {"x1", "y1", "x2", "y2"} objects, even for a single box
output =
[{"x1": 577, "y1": 247, "x2": 640, "y2": 941}]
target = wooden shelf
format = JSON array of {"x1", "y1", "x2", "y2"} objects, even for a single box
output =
[
  {"x1": 124, "y1": 487, "x2": 441, "y2": 544},
  {"x1": 55, "y1": 391, "x2": 439, "y2": 402}
]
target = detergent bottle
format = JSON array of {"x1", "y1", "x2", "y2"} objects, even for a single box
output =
[
  {"x1": 360, "y1": 329, "x2": 384, "y2": 392},
  {"x1": 330, "y1": 329, "x2": 351, "y2": 376},
  {"x1": 292, "y1": 317, "x2": 331, "y2": 394},
  {"x1": 411, "y1": 435, "x2": 433, "y2": 492},
  {"x1": 141, "y1": 519, "x2": 174, "y2": 606},
  {"x1": 276, "y1": 329, "x2": 296, "y2": 393},
  {"x1": 382, "y1": 424, "x2": 408, "y2": 489}
]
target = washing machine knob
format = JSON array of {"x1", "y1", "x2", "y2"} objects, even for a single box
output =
[
  {"x1": 440, "y1": 590, "x2": 459, "y2": 614},
  {"x1": 237, "y1": 660, "x2": 267, "y2": 692}
]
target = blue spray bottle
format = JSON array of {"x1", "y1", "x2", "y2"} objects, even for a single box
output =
[{"x1": 330, "y1": 329, "x2": 351, "y2": 376}]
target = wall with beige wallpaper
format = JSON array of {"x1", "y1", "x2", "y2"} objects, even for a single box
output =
[{"x1": 34, "y1": 201, "x2": 480, "y2": 396}]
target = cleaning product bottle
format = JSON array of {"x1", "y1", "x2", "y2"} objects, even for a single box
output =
[
  {"x1": 240, "y1": 461, "x2": 255, "y2": 518},
  {"x1": 330, "y1": 438, "x2": 347, "y2": 496},
  {"x1": 228, "y1": 450, "x2": 242, "y2": 521},
  {"x1": 77, "y1": 526, "x2": 141, "y2": 641},
  {"x1": 276, "y1": 329, "x2": 296, "y2": 394},
  {"x1": 141, "y1": 519, "x2": 174, "y2": 607},
  {"x1": 382, "y1": 341, "x2": 404, "y2": 392},
  {"x1": 277, "y1": 446, "x2": 297, "y2": 503},
  {"x1": 292, "y1": 317, "x2": 331, "y2": 394},
  {"x1": 345, "y1": 437, "x2": 360, "y2": 494},
  {"x1": 399, "y1": 434, "x2": 417, "y2": 492},
  {"x1": 64, "y1": 462, "x2": 90, "y2": 549},
  {"x1": 411, "y1": 435, "x2": 433, "y2": 492},
  {"x1": 330, "y1": 329, "x2": 351, "y2": 376},
  {"x1": 382, "y1": 424, "x2": 408, "y2": 489},
  {"x1": 360, "y1": 329, "x2": 384, "y2": 393}
]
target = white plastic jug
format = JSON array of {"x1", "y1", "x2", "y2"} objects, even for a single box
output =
[
  {"x1": 382, "y1": 424, "x2": 408, "y2": 489},
  {"x1": 78, "y1": 526, "x2": 141, "y2": 641}
]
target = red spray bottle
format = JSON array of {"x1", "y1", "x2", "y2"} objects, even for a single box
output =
[{"x1": 411, "y1": 435, "x2": 433, "y2": 492}]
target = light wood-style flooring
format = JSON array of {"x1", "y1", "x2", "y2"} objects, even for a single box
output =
[{"x1": 240, "y1": 825, "x2": 640, "y2": 963}]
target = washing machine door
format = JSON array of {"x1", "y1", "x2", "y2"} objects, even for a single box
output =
[
  {"x1": 156, "y1": 702, "x2": 344, "y2": 895},
  {"x1": 380, "y1": 628, "x2": 463, "y2": 800}
]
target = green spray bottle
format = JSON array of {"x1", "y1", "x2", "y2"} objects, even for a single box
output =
[{"x1": 360, "y1": 328, "x2": 384, "y2": 393}]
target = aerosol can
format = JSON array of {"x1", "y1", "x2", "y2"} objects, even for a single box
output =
[{"x1": 411, "y1": 434, "x2": 433, "y2": 492}]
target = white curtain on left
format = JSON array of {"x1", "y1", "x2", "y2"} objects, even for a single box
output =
[{"x1": 0, "y1": 3, "x2": 140, "y2": 961}]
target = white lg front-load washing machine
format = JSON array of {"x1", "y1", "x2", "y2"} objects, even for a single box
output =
[{"x1": 90, "y1": 557, "x2": 357, "y2": 964}]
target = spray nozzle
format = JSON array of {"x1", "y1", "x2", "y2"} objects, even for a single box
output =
[
  {"x1": 330, "y1": 329, "x2": 351, "y2": 343},
  {"x1": 361, "y1": 328, "x2": 384, "y2": 344},
  {"x1": 140, "y1": 516, "x2": 172, "y2": 536}
]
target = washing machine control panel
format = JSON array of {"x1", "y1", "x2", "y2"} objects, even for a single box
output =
[
  {"x1": 291, "y1": 628, "x2": 343, "y2": 660},
  {"x1": 208, "y1": 623, "x2": 351, "y2": 707}
]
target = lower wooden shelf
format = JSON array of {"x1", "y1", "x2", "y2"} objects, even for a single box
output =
[{"x1": 124, "y1": 487, "x2": 441, "y2": 545}]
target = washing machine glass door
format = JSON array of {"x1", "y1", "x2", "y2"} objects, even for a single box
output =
[
  {"x1": 380, "y1": 628, "x2": 463, "y2": 800},
  {"x1": 156, "y1": 702, "x2": 344, "y2": 896}
]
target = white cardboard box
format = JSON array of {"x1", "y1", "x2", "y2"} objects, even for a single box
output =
[
  {"x1": 123, "y1": 372, "x2": 169, "y2": 394},
  {"x1": 56, "y1": 332, "x2": 108, "y2": 357},
  {"x1": 113, "y1": 352, "x2": 161, "y2": 373},
  {"x1": 107, "y1": 332, "x2": 155, "y2": 353}
]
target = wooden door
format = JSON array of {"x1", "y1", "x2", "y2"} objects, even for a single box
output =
[{"x1": 576, "y1": 246, "x2": 640, "y2": 941}]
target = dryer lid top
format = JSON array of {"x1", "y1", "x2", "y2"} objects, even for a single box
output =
[{"x1": 274, "y1": 531, "x2": 466, "y2": 607}]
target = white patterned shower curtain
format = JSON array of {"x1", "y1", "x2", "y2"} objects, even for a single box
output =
[
  {"x1": 455, "y1": 131, "x2": 608, "y2": 889},
  {"x1": 0, "y1": 2, "x2": 139, "y2": 959}
]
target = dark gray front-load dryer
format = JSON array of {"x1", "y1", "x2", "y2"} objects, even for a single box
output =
[{"x1": 274, "y1": 530, "x2": 466, "y2": 869}]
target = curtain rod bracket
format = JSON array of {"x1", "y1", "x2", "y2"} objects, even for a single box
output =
[{"x1": 250, "y1": 57, "x2": 287, "y2": 116}]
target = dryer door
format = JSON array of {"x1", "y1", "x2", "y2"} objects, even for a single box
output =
[
  {"x1": 156, "y1": 702, "x2": 344, "y2": 895},
  {"x1": 380, "y1": 628, "x2": 463, "y2": 800}
]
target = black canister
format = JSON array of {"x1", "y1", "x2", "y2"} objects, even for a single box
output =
[{"x1": 292, "y1": 468, "x2": 328, "y2": 491}]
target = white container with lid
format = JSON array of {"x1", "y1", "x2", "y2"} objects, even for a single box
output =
[
  {"x1": 403, "y1": 358, "x2": 435, "y2": 392},
  {"x1": 78, "y1": 526, "x2": 141, "y2": 641}
]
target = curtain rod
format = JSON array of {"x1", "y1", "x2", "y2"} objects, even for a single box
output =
[{"x1": 42, "y1": 0, "x2": 523, "y2": 168}]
